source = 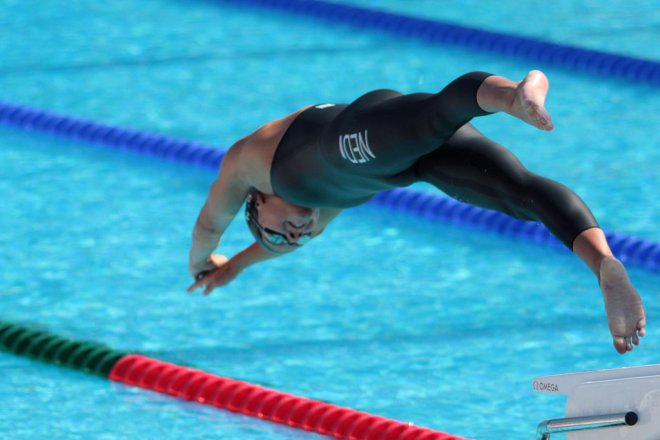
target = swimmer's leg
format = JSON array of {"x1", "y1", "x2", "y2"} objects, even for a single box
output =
[
  {"x1": 327, "y1": 70, "x2": 551, "y2": 173},
  {"x1": 476, "y1": 70, "x2": 554, "y2": 131},
  {"x1": 415, "y1": 124, "x2": 645, "y2": 354},
  {"x1": 415, "y1": 123, "x2": 595, "y2": 245}
]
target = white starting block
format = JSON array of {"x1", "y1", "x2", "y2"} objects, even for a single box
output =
[{"x1": 533, "y1": 364, "x2": 660, "y2": 439}]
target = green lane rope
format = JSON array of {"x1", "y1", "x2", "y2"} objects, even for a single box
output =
[{"x1": 0, "y1": 322, "x2": 126, "y2": 377}]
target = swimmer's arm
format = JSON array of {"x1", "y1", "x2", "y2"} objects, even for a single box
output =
[
  {"x1": 187, "y1": 242, "x2": 278, "y2": 295},
  {"x1": 189, "y1": 144, "x2": 250, "y2": 276},
  {"x1": 230, "y1": 242, "x2": 280, "y2": 270}
]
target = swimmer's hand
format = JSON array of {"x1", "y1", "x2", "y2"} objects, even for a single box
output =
[
  {"x1": 187, "y1": 244, "x2": 279, "y2": 295},
  {"x1": 187, "y1": 254, "x2": 238, "y2": 295},
  {"x1": 189, "y1": 253, "x2": 223, "y2": 278}
]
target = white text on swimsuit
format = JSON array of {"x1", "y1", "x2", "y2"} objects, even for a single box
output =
[{"x1": 338, "y1": 130, "x2": 375, "y2": 164}]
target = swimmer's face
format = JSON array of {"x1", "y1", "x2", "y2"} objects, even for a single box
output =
[{"x1": 245, "y1": 191, "x2": 319, "y2": 254}]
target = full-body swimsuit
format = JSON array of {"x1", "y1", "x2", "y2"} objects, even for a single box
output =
[{"x1": 270, "y1": 72, "x2": 598, "y2": 250}]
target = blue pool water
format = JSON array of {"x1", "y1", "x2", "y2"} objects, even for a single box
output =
[
  {"x1": 1, "y1": 1, "x2": 659, "y2": 439},
  {"x1": 327, "y1": 0, "x2": 660, "y2": 60}
]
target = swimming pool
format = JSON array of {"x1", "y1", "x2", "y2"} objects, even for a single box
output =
[{"x1": 1, "y1": 1, "x2": 658, "y2": 439}]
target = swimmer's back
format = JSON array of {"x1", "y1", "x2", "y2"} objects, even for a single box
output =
[{"x1": 270, "y1": 103, "x2": 354, "y2": 207}]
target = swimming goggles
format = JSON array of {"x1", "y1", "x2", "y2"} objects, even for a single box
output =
[{"x1": 245, "y1": 202, "x2": 312, "y2": 247}]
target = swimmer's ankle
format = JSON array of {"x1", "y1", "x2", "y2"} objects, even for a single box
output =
[
  {"x1": 572, "y1": 228, "x2": 614, "y2": 278},
  {"x1": 475, "y1": 75, "x2": 518, "y2": 114}
]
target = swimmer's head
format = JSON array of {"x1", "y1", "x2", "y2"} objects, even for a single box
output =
[{"x1": 245, "y1": 188, "x2": 319, "y2": 254}]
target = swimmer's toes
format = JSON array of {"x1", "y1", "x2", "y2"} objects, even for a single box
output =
[
  {"x1": 521, "y1": 100, "x2": 553, "y2": 131},
  {"x1": 613, "y1": 336, "x2": 628, "y2": 354},
  {"x1": 537, "y1": 107, "x2": 554, "y2": 131},
  {"x1": 638, "y1": 317, "x2": 646, "y2": 333}
]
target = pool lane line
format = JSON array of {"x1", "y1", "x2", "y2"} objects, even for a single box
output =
[
  {"x1": 0, "y1": 322, "x2": 467, "y2": 440},
  {"x1": 1, "y1": 100, "x2": 659, "y2": 273},
  {"x1": 0, "y1": 321, "x2": 126, "y2": 376},
  {"x1": 220, "y1": 0, "x2": 660, "y2": 87}
]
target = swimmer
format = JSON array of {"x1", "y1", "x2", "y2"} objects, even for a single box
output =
[{"x1": 186, "y1": 70, "x2": 646, "y2": 355}]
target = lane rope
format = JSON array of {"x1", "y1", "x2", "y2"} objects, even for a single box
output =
[
  {"x1": 0, "y1": 321, "x2": 468, "y2": 440},
  {"x1": 1, "y1": 101, "x2": 658, "y2": 272},
  {"x1": 220, "y1": 0, "x2": 660, "y2": 87}
]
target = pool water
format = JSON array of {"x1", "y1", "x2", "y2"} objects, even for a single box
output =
[
  {"x1": 326, "y1": 0, "x2": 660, "y2": 60},
  {"x1": 1, "y1": 1, "x2": 659, "y2": 439}
]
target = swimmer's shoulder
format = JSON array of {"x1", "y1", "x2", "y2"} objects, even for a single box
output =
[{"x1": 226, "y1": 106, "x2": 314, "y2": 193}]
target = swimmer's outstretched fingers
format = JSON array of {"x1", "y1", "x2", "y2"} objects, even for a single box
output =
[{"x1": 187, "y1": 254, "x2": 238, "y2": 296}]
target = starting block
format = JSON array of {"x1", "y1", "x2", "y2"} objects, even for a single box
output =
[{"x1": 533, "y1": 364, "x2": 660, "y2": 439}]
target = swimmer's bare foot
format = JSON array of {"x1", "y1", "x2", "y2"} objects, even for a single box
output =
[
  {"x1": 511, "y1": 70, "x2": 554, "y2": 131},
  {"x1": 476, "y1": 70, "x2": 554, "y2": 130},
  {"x1": 599, "y1": 256, "x2": 646, "y2": 354}
]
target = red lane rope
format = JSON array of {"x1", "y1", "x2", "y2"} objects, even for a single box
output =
[{"x1": 110, "y1": 355, "x2": 469, "y2": 440}]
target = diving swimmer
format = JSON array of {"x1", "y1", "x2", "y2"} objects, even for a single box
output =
[{"x1": 186, "y1": 70, "x2": 646, "y2": 355}]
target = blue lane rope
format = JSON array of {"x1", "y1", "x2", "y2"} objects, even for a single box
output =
[
  {"x1": 0, "y1": 102, "x2": 226, "y2": 171},
  {"x1": 1, "y1": 100, "x2": 659, "y2": 272},
  {"x1": 220, "y1": 0, "x2": 660, "y2": 87}
]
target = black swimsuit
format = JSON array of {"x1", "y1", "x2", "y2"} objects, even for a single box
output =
[{"x1": 270, "y1": 72, "x2": 598, "y2": 249}]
